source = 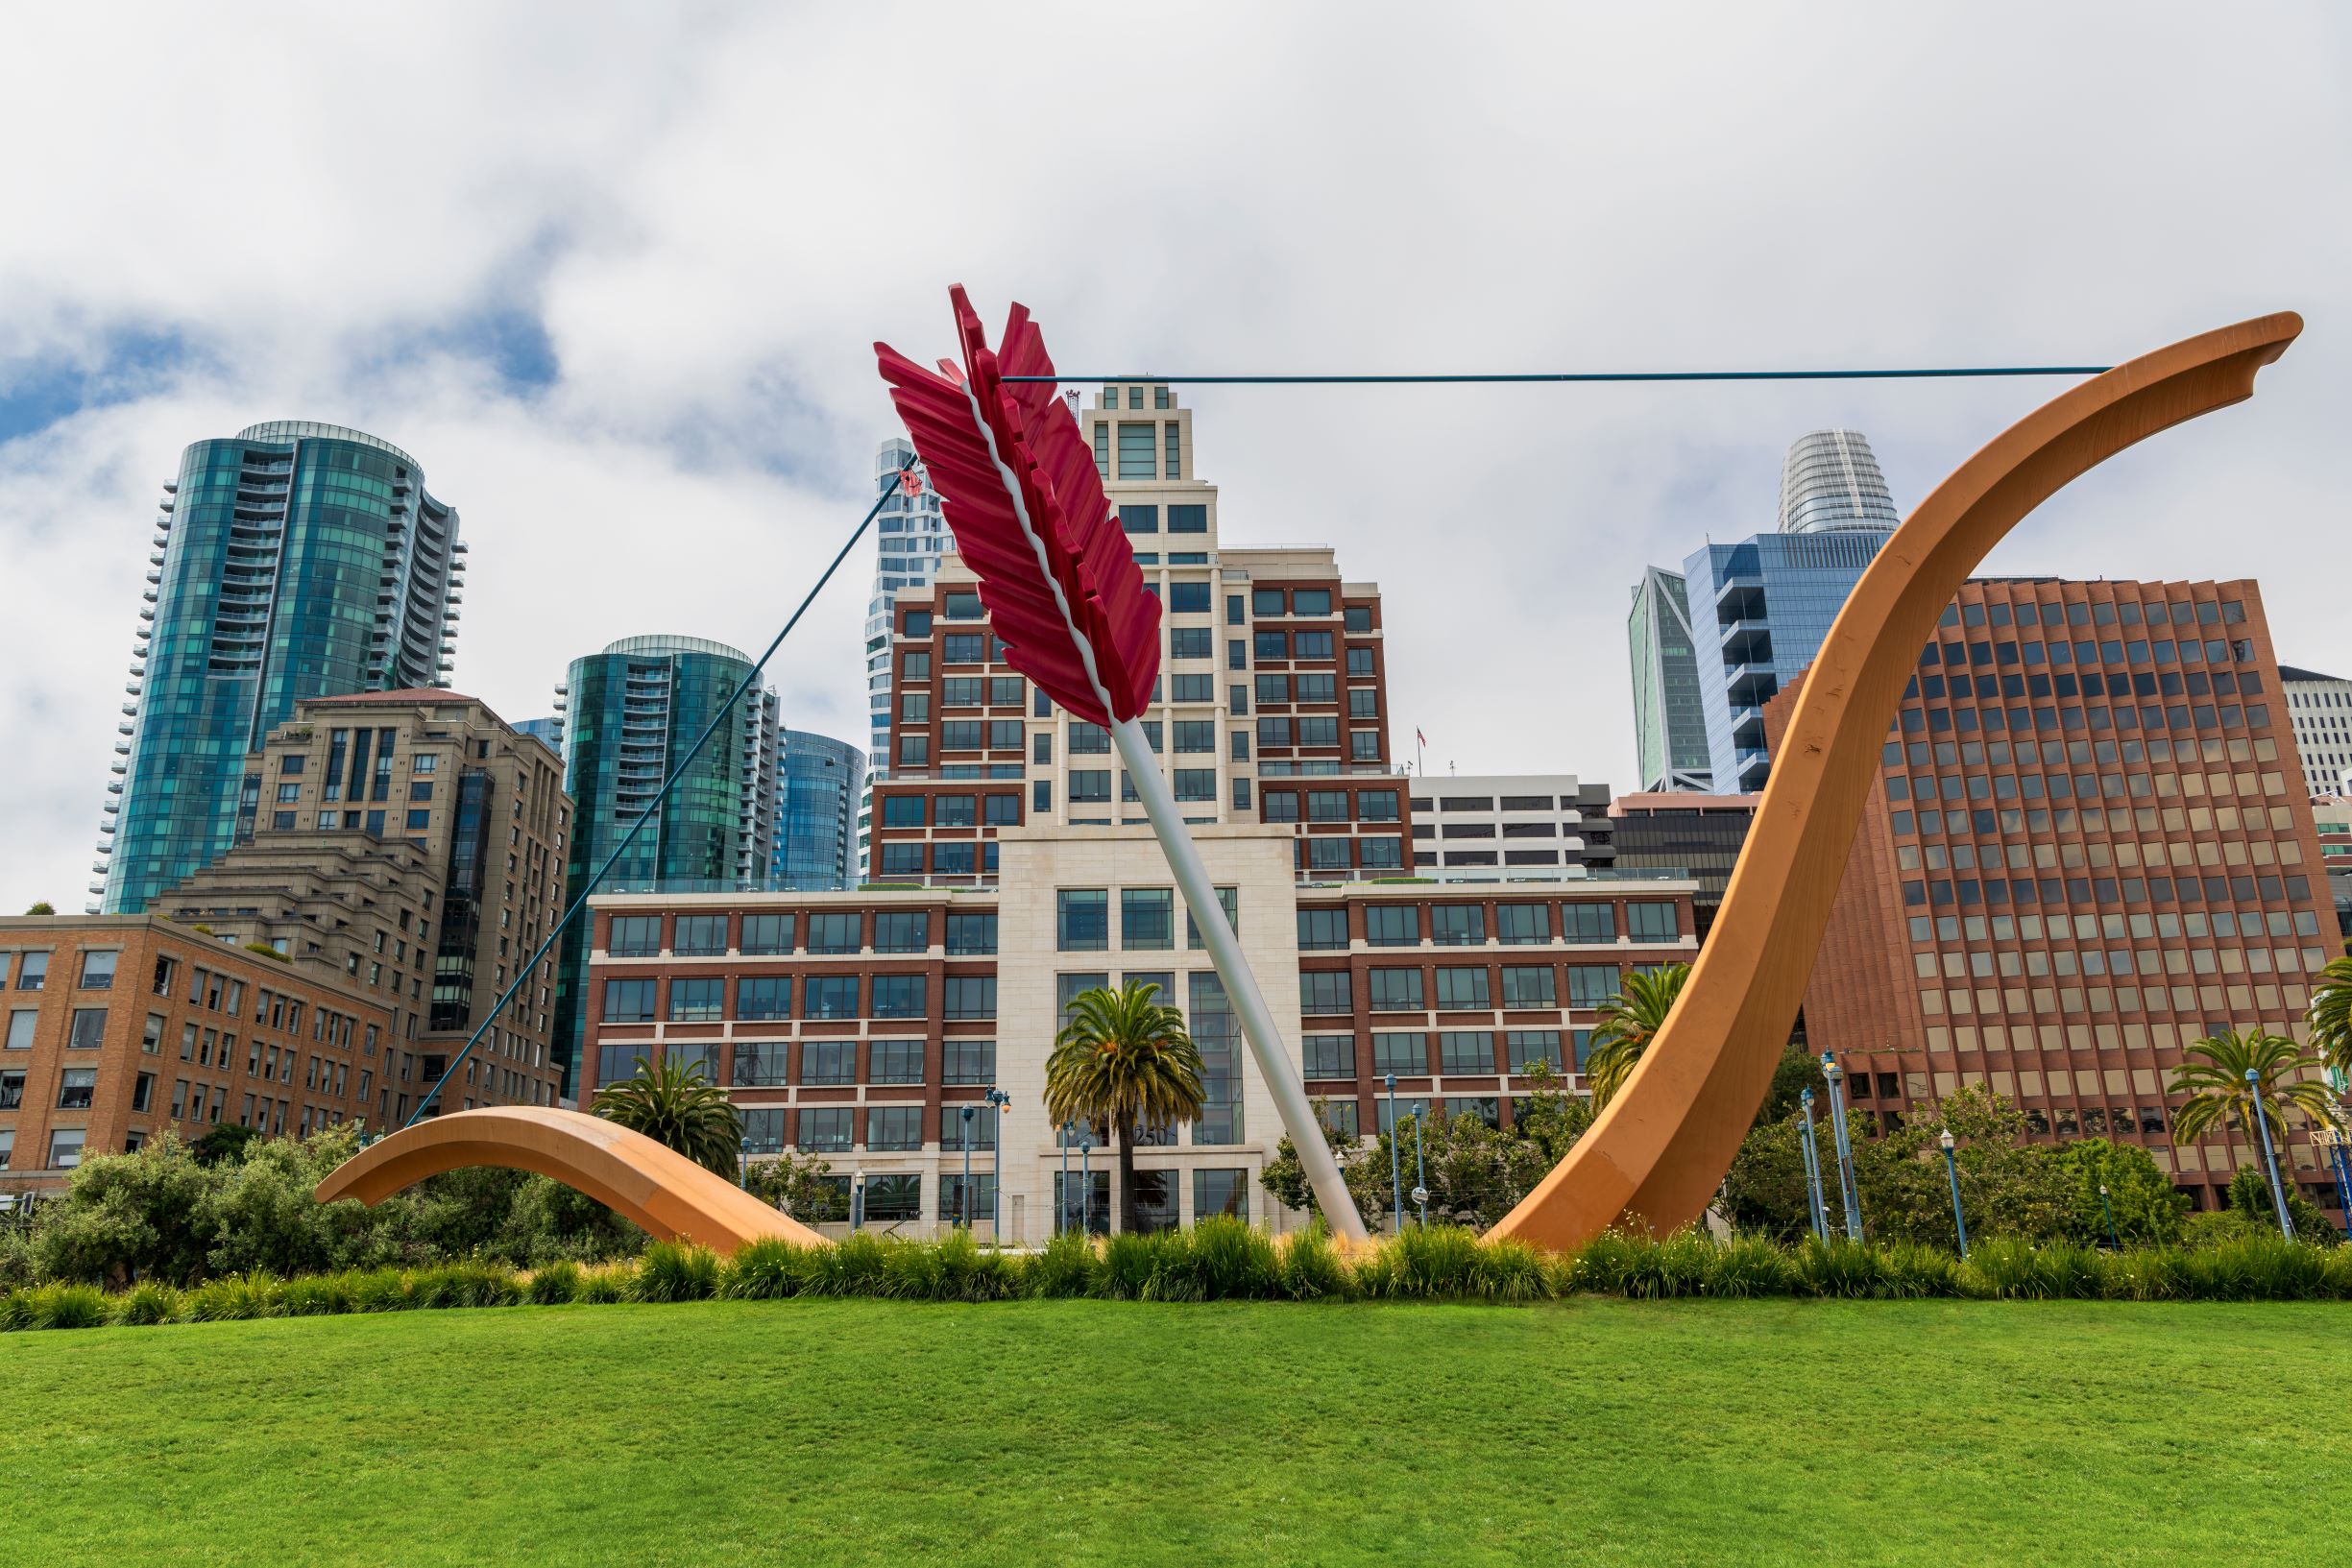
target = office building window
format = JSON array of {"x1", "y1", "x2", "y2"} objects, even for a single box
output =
[
  {"x1": 1058, "y1": 889, "x2": 1109, "y2": 951},
  {"x1": 737, "y1": 977, "x2": 792, "y2": 1022},
  {"x1": 944, "y1": 977, "x2": 997, "y2": 1021},
  {"x1": 731, "y1": 1041, "x2": 788, "y2": 1087},
  {"x1": 1501, "y1": 966, "x2": 1558, "y2": 1006},
  {"x1": 601, "y1": 978, "x2": 655, "y2": 1023},
  {"x1": 1435, "y1": 967, "x2": 1491, "y2": 1010},
  {"x1": 1299, "y1": 970, "x2": 1353, "y2": 1014},
  {"x1": 1297, "y1": 907, "x2": 1349, "y2": 952},
  {"x1": 870, "y1": 1039, "x2": 925, "y2": 1085},
  {"x1": 1507, "y1": 1030, "x2": 1564, "y2": 1073},
  {"x1": 667, "y1": 978, "x2": 722, "y2": 1022},
  {"x1": 1440, "y1": 1030, "x2": 1495, "y2": 1074},
  {"x1": 865, "y1": 1104, "x2": 923, "y2": 1151},
  {"x1": 942, "y1": 1039, "x2": 996, "y2": 1084},
  {"x1": 608, "y1": 916, "x2": 661, "y2": 956},
  {"x1": 804, "y1": 976, "x2": 861, "y2": 1019},
  {"x1": 673, "y1": 915, "x2": 727, "y2": 955},
  {"x1": 1117, "y1": 422, "x2": 1156, "y2": 479},
  {"x1": 1302, "y1": 1034, "x2": 1356, "y2": 1078},
  {"x1": 798, "y1": 1107, "x2": 854, "y2": 1152},
  {"x1": 740, "y1": 914, "x2": 793, "y2": 954},
  {"x1": 1626, "y1": 902, "x2": 1681, "y2": 942}
]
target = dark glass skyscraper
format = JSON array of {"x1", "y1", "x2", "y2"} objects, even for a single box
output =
[
  {"x1": 1627, "y1": 567, "x2": 1713, "y2": 792},
  {"x1": 99, "y1": 422, "x2": 463, "y2": 913},
  {"x1": 548, "y1": 635, "x2": 779, "y2": 1092},
  {"x1": 772, "y1": 729, "x2": 863, "y2": 889}
]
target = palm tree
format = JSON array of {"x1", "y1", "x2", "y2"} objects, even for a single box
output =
[
  {"x1": 1045, "y1": 981, "x2": 1205, "y2": 1233},
  {"x1": 2307, "y1": 956, "x2": 2352, "y2": 1080},
  {"x1": 1582, "y1": 963, "x2": 1689, "y2": 1110},
  {"x1": 594, "y1": 1054, "x2": 744, "y2": 1178},
  {"x1": 2168, "y1": 1028, "x2": 2335, "y2": 1163}
]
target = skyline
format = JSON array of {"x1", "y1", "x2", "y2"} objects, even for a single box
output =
[{"x1": 4, "y1": 5, "x2": 2348, "y2": 915}]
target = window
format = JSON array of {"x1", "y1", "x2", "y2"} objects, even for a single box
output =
[
  {"x1": 1497, "y1": 905, "x2": 1548, "y2": 944},
  {"x1": 1173, "y1": 768, "x2": 1217, "y2": 803},
  {"x1": 1258, "y1": 716, "x2": 1293, "y2": 748},
  {"x1": 1299, "y1": 970, "x2": 1354, "y2": 1014},
  {"x1": 1229, "y1": 639, "x2": 1249, "y2": 670},
  {"x1": 0, "y1": 1071, "x2": 17, "y2": 1109},
  {"x1": 1173, "y1": 720, "x2": 1216, "y2": 753},
  {"x1": 1262, "y1": 790, "x2": 1299, "y2": 823},
  {"x1": 1120, "y1": 503, "x2": 1159, "y2": 535},
  {"x1": 1297, "y1": 907, "x2": 1350, "y2": 951},
  {"x1": 1120, "y1": 888, "x2": 1175, "y2": 950},
  {"x1": 943, "y1": 1038, "x2": 997, "y2": 1083},
  {"x1": 1507, "y1": 1030, "x2": 1563, "y2": 1073},
  {"x1": 732, "y1": 1041, "x2": 788, "y2": 1087},
  {"x1": 944, "y1": 634, "x2": 985, "y2": 663},
  {"x1": 1370, "y1": 967, "x2": 1424, "y2": 1010},
  {"x1": 1170, "y1": 628, "x2": 1213, "y2": 660},
  {"x1": 1566, "y1": 965, "x2": 1618, "y2": 1007},
  {"x1": 1435, "y1": 967, "x2": 1491, "y2": 1009},
  {"x1": 870, "y1": 1039, "x2": 925, "y2": 1085},
  {"x1": 1307, "y1": 790, "x2": 1348, "y2": 822},
  {"x1": 1372, "y1": 1032, "x2": 1426, "y2": 1076},
  {"x1": 66, "y1": 1007, "x2": 107, "y2": 1049},
  {"x1": 865, "y1": 1104, "x2": 924, "y2": 1151},
  {"x1": 667, "y1": 978, "x2": 722, "y2": 1022},
  {"x1": 1058, "y1": 889, "x2": 1109, "y2": 951},
  {"x1": 673, "y1": 914, "x2": 728, "y2": 955},
  {"x1": 873, "y1": 911, "x2": 929, "y2": 953},
  {"x1": 1366, "y1": 905, "x2": 1418, "y2": 947},
  {"x1": 1069, "y1": 721, "x2": 1111, "y2": 754},
  {"x1": 1440, "y1": 1030, "x2": 1494, "y2": 1074},
  {"x1": 1626, "y1": 902, "x2": 1680, "y2": 942},
  {"x1": 944, "y1": 590, "x2": 982, "y2": 620},
  {"x1": 1347, "y1": 647, "x2": 1374, "y2": 678},
  {"x1": 1345, "y1": 605, "x2": 1373, "y2": 633},
  {"x1": 1117, "y1": 422, "x2": 1156, "y2": 479},
  {"x1": 798, "y1": 1106, "x2": 854, "y2": 1152},
  {"x1": 1358, "y1": 789, "x2": 1400, "y2": 822},
  {"x1": 1169, "y1": 582, "x2": 1210, "y2": 615},
  {"x1": 806, "y1": 913, "x2": 861, "y2": 953},
  {"x1": 879, "y1": 844, "x2": 925, "y2": 878},
  {"x1": 944, "y1": 977, "x2": 997, "y2": 1021},
  {"x1": 1168, "y1": 503, "x2": 1207, "y2": 534},
  {"x1": 1431, "y1": 905, "x2": 1485, "y2": 946},
  {"x1": 901, "y1": 648, "x2": 931, "y2": 679},
  {"x1": 1562, "y1": 904, "x2": 1613, "y2": 941},
  {"x1": 871, "y1": 975, "x2": 926, "y2": 1019},
  {"x1": 1302, "y1": 1034, "x2": 1355, "y2": 1078},
  {"x1": 1295, "y1": 631, "x2": 1334, "y2": 660},
  {"x1": 405, "y1": 810, "x2": 429, "y2": 830},
  {"x1": 1298, "y1": 716, "x2": 1340, "y2": 747},
  {"x1": 58, "y1": 1067, "x2": 98, "y2": 1109},
  {"x1": 881, "y1": 795, "x2": 925, "y2": 829},
  {"x1": 601, "y1": 979, "x2": 655, "y2": 1023},
  {"x1": 1501, "y1": 966, "x2": 1558, "y2": 1006},
  {"x1": 13, "y1": 952, "x2": 46, "y2": 991},
  {"x1": 941, "y1": 1105, "x2": 1000, "y2": 1152},
  {"x1": 805, "y1": 976, "x2": 861, "y2": 1019},
  {"x1": 984, "y1": 793, "x2": 1020, "y2": 826},
  {"x1": 1360, "y1": 836, "x2": 1404, "y2": 870},
  {"x1": 946, "y1": 912, "x2": 998, "y2": 954},
  {"x1": 941, "y1": 721, "x2": 982, "y2": 751},
  {"x1": 47, "y1": 1127, "x2": 86, "y2": 1170},
  {"x1": 78, "y1": 950, "x2": 118, "y2": 990},
  {"x1": 740, "y1": 914, "x2": 793, "y2": 954},
  {"x1": 1185, "y1": 886, "x2": 1239, "y2": 949},
  {"x1": 608, "y1": 916, "x2": 661, "y2": 956},
  {"x1": 1255, "y1": 631, "x2": 1288, "y2": 662}
]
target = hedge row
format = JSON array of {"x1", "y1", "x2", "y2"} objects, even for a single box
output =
[{"x1": 7, "y1": 1221, "x2": 2351, "y2": 1331}]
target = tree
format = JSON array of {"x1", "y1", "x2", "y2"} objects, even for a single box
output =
[
  {"x1": 1045, "y1": 982, "x2": 1204, "y2": 1233},
  {"x1": 2308, "y1": 956, "x2": 2352, "y2": 1079},
  {"x1": 1754, "y1": 1042, "x2": 1827, "y2": 1128},
  {"x1": 2168, "y1": 1028, "x2": 2336, "y2": 1163},
  {"x1": 594, "y1": 1054, "x2": 744, "y2": 1178},
  {"x1": 1582, "y1": 963, "x2": 1688, "y2": 1109},
  {"x1": 23, "y1": 901, "x2": 54, "y2": 915},
  {"x1": 2054, "y1": 1138, "x2": 2189, "y2": 1245},
  {"x1": 190, "y1": 1123, "x2": 261, "y2": 1167},
  {"x1": 2224, "y1": 1163, "x2": 2340, "y2": 1243},
  {"x1": 744, "y1": 1150, "x2": 845, "y2": 1220}
]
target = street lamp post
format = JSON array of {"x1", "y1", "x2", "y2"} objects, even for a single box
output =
[
  {"x1": 1939, "y1": 1127, "x2": 1968, "y2": 1258},
  {"x1": 1058, "y1": 1119, "x2": 1074, "y2": 1238},
  {"x1": 959, "y1": 1104, "x2": 976, "y2": 1229},
  {"x1": 739, "y1": 1133, "x2": 750, "y2": 1192},
  {"x1": 1079, "y1": 1129, "x2": 1093, "y2": 1237},
  {"x1": 1411, "y1": 1100, "x2": 1429, "y2": 1227},
  {"x1": 2247, "y1": 1066, "x2": 2297, "y2": 1242},
  {"x1": 2097, "y1": 1182, "x2": 2119, "y2": 1250},
  {"x1": 1821, "y1": 1053, "x2": 1865, "y2": 1242},
  {"x1": 982, "y1": 1087, "x2": 1011, "y2": 1244},
  {"x1": 851, "y1": 1170, "x2": 866, "y2": 1232},
  {"x1": 2319, "y1": 1125, "x2": 2352, "y2": 1226},
  {"x1": 1798, "y1": 1088, "x2": 1829, "y2": 1242},
  {"x1": 1384, "y1": 1073, "x2": 1402, "y2": 1236}
]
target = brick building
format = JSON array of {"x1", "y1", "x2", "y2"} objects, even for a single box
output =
[
  {"x1": 1779, "y1": 576, "x2": 2340, "y2": 1212},
  {"x1": 583, "y1": 830, "x2": 1696, "y2": 1237},
  {"x1": 0, "y1": 915, "x2": 393, "y2": 1201},
  {"x1": 150, "y1": 690, "x2": 569, "y2": 1122}
]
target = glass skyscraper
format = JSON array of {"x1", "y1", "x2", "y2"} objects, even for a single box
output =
[
  {"x1": 772, "y1": 729, "x2": 864, "y2": 889},
  {"x1": 98, "y1": 421, "x2": 463, "y2": 913},
  {"x1": 1626, "y1": 567, "x2": 1713, "y2": 792},
  {"x1": 856, "y1": 436, "x2": 952, "y2": 874},
  {"x1": 548, "y1": 635, "x2": 780, "y2": 1092},
  {"x1": 1672, "y1": 430, "x2": 1899, "y2": 792}
]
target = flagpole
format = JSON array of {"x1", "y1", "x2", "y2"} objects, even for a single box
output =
[{"x1": 1111, "y1": 717, "x2": 1370, "y2": 1242}]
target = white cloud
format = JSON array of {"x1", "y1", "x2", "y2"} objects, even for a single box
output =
[{"x1": 1, "y1": 1, "x2": 2346, "y2": 909}]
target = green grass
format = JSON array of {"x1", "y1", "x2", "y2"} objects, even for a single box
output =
[{"x1": 5, "y1": 1298, "x2": 2348, "y2": 1565}]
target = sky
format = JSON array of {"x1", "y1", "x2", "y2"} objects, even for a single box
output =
[{"x1": 1, "y1": 3, "x2": 2346, "y2": 914}]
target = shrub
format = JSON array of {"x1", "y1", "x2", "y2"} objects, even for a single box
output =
[
  {"x1": 1385, "y1": 1224, "x2": 1487, "y2": 1299},
  {"x1": 1275, "y1": 1226, "x2": 1349, "y2": 1301},
  {"x1": 1097, "y1": 1232, "x2": 1162, "y2": 1301},
  {"x1": 1474, "y1": 1237, "x2": 1552, "y2": 1303},
  {"x1": 1699, "y1": 1235, "x2": 1788, "y2": 1299},
  {"x1": 526, "y1": 1260, "x2": 584, "y2": 1305},
  {"x1": 932, "y1": 1228, "x2": 1019, "y2": 1303},
  {"x1": 1023, "y1": 1233, "x2": 1102, "y2": 1299},
  {"x1": 411, "y1": 1261, "x2": 521, "y2": 1310},
  {"x1": 185, "y1": 1272, "x2": 282, "y2": 1321},
  {"x1": 813, "y1": 1234, "x2": 888, "y2": 1297},
  {"x1": 347, "y1": 1268, "x2": 412, "y2": 1313},
  {"x1": 1791, "y1": 1237, "x2": 1888, "y2": 1299},
  {"x1": 573, "y1": 1264, "x2": 633, "y2": 1304},
  {"x1": 21, "y1": 1281, "x2": 110, "y2": 1330},
  {"x1": 719, "y1": 1240, "x2": 816, "y2": 1301},
  {"x1": 1963, "y1": 1238, "x2": 2101, "y2": 1300},
  {"x1": 112, "y1": 1280, "x2": 183, "y2": 1325},
  {"x1": 0, "y1": 1287, "x2": 35, "y2": 1331},
  {"x1": 632, "y1": 1242, "x2": 720, "y2": 1304},
  {"x1": 1178, "y1": 1217, "x2": 1280, "y2": 1301}
]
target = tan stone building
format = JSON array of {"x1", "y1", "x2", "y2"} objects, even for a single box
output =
[
  {"x1": 153, "y1": 689, "x2": 570, "y2": 1122},
  {"x1": 0, "y1": 915, "x2": 393, "y2": 1201}
]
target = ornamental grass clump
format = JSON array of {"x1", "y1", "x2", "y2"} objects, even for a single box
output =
[
  {"x1": 525, "y1": 1260, "x2": 583, "y2": 1305},
  {"x1": 111, "y1": 1280, "x2": 182, "y2": 1326},
  {"x1": 16, "y1": 1281, "x2": 110, "y2": 1330},
  {"x1": 410, "y1": 1261, "x2": 521, "y2": 1310},
  {"x1": 347, "y1": 1267, "x2": 412, "y2": 1314},
  {"x1": 279, "y1": 1273, "x2": 356, "y2": 1316},
  {"x1": 1175, "y1": 1215, "x2": 1281, "y2": 1301},
  {"x1": 1963, "y1": 1238, "x2": 2099, "y2": 1300},
  {"x1": 1698, "y1": 1234, "x2": 1789, "y2": 1299},
  {"x1": 717, "y1": 1239, "x2": 817, "y2": 1301},
  {"x1": 930, "y1": 1228, "x2": 1020, "y2": 1302},
  {"x1": 631, "y1": 1242, "x2": 720, "y2": 1304},
  {"x1": 1381, "y1": 1223, "x2": 1487, "y2": 1299},
  {"x1": 572, "y1": 1263, "x2": 633, "y2": 1304},
  {"x1": 1274, "y1": 1225, "x2": 1348, "y2": 1301},
  {"x1": 1473, "y1": 1237, "x2": 1552, "y2": 1302},
  {"x1": 814, "y1": 1233, "x2": 889, "y2": 1297},
  {"x1": 185, "y1": 1271, "x2": 282, "y2": 1322},
  {"x1": 1021, "y1": 1232, "x2": 1102, "y2": 1299},
  {"x1": 1790, "y1": 1236, "x2": 1888, "y2": 1299},
  {"x1": 1096, "y1": 1231, "x2": 1163, "y2": 1301}
]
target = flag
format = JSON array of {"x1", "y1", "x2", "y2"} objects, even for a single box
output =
[{"x1": 1416, "y1": 728, "x2": 1427, "y2": 747}]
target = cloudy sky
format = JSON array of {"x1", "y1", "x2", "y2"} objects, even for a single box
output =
[{"x1": 2, "y1": 3, "x2": 2345, "y2": 912}]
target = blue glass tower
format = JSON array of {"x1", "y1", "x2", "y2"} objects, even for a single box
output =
[
  {"x1": 99, "y1": 422, "x2": 462, "y2": 913},
  {"x1": 1679, "y1": 430, "x2": 1898, "y2": 791},
  {"x1": 772, "y1": 729, "x2": 864, "y2": 889}
]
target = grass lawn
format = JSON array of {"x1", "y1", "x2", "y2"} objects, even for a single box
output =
[{"x1": 7, "y1": 1298, "x2": 2347, "y2": 1565}]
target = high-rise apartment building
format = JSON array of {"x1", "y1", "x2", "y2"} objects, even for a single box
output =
[
  {"x1": 773, "y1": 730, "x2": 864, "y2": 889},
  {"x1": 100, "y1": 422, "x2": 465, "y2": 914},
  {"x1": 1627, "y1": 567, "x2": 1713, "y2": 792},
  {"x1": 549, "y1": 636, "x2": 780, "y2": 1094},
  {"x1": 148, "y1": 690, "x2": 569, "y2": 1122},
  {"x1": 1408, "y1": 777, "x2": 1614, "y2": 874},
  {"x1": 868, "y1": 382, "x2": 1408, "y2": 885},
  {"x1": 1658, "y1": 429, "x2": 1898, "y2": 794},
  {"x1": 1780, "y1": 576, "x2": 2341, "y2": 1216},
  {"x1": 512, "y1": 716, "x2": 564, "y2": 753},
  {"x1": 857, "y1": 437, "x2": 954, "y2": 875},
  {"x1": 2280, "y1": 665, "x2": 2352, "y2": 797},
  {"x1": 1609, "y1": 793, "x2": 1757, "y2": 940}
]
